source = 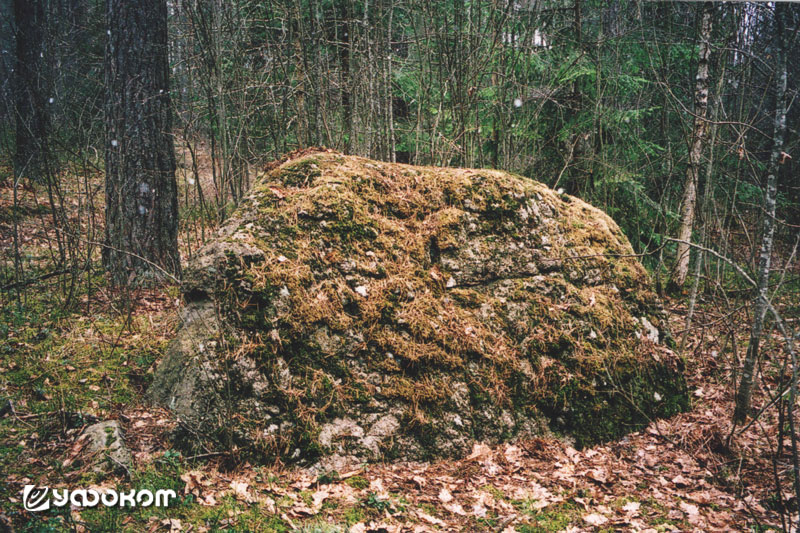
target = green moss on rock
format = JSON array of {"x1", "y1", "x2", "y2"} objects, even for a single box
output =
[{"x1": 149, "y1": 149, "x2": 688, "y2": 466}]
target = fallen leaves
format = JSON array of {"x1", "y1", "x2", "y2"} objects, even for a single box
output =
[
  {"x1": 3, "y1": 303, "x2": 793, "y2": 533},
  {"x1": 680, "y1": 500, "x2": 700, "y2": 516},
  {"x1": 229, "y1": 480, "x2": 255, "y2": 504},
  {"x1": 671, "y1": 474, "x2": 690, "y2": 487},
  {"x1": 416, "y1": 511, "x2": 447, "y2": 527},
  {"x1": 583, "y1": 512, "x2": 609, "y2": 526},
  {"x1": 3, "y1": 419, "x2": 787, "y2": 533},
  {"x1": 585, "y1": 467, "x2": 609, "y2": 484},
  {"x1": 621, "y1": 500, "x2": 641, "y2": 514},
  {"x1": 181, "y1": 470, "x2": 217, "y2": 506}
]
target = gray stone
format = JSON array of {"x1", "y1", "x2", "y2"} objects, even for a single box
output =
[
  {"x1": 83, "y1": 420, "x2": 133, "y2": 474},
  {"x1": 149, "y1": 151, "x2": 688, "y2": 463}
]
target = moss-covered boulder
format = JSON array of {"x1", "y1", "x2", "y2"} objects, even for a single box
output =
[{"x1": 150, "y1": 149, "x2": 688, "y2": 467}]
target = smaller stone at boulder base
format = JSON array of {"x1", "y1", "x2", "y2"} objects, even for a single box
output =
[{"x1": 83, "y1": 420, "x2": 133, "y2": 474}]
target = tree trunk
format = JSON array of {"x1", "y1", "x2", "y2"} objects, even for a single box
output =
[
  {"x1": 490, "y1": 71, "x2": 500, "y2": 169},
  {"x1": 386, "y1": 0, "x2": 396, "y2": 163},
  {"x1": 13, "y1": 0, "x2": 49, "y2": 182},
  {"x1": 339, "y1": 1, "x2": 352, "y2": 153},
  {"x1": 734, "y1": 3, "x2": 789, "y2": 424},
  {"x1": 671, "y1": 1, "x2": 713, "y2": 289},
  {"x1": 104, "y1": 0, "x2": 180, "y2": 286}
]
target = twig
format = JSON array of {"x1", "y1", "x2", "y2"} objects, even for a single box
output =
[{"x1": 1, "y1": 269, "x2": 69, "y2": 291}]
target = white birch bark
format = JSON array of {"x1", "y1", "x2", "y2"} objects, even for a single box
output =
[
  {"x1": 734, "y1": 3, "x2": 788, "y2": 424},
  {"x1": 672, "y1": 1, "x2": 713, "y2": 288}
]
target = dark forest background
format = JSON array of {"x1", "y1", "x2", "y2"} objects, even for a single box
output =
[{"x1": 1, "y1": 0, "x2": 798, "y2": 280}]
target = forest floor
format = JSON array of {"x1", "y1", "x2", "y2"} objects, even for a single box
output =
[
  {"x1": 2, "y1": 156, "x2": 799, "y2": 532},
  {"x1": 3, "y1": 296, "x2": 793, "y2": 533}
]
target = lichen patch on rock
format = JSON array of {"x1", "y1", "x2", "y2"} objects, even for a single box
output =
[{"x1": 149, "y1": 149, "x2": 688, "y2": 466}]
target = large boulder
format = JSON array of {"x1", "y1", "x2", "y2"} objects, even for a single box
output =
[{"x1": 150, "y1": 149, "x2": 687, "y2": 466}]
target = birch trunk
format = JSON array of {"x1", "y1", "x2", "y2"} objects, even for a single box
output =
[
  {"x1": 672, "y1": 1, "x2": 713, "y2": 289},
  {"x1": 734, "y1": 3, "x2": 788, "y2": 424}
]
